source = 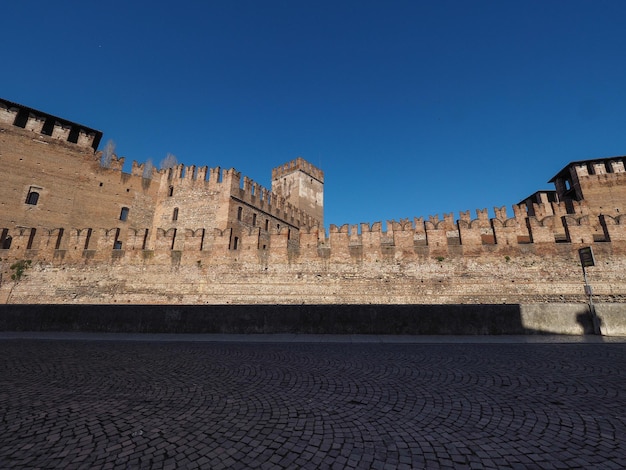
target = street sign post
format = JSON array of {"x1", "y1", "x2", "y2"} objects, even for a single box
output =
[{"x1": 578, "y1": 247, "x2": 600, "y2": 335}]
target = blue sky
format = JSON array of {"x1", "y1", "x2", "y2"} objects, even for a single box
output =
[{"x1": 4, "y1": 1, "x2": 626, "y2": 229}]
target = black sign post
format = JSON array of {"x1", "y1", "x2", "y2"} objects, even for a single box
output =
[{"x1": 578, "y1": 247, "x2": 600, "y2": 335}]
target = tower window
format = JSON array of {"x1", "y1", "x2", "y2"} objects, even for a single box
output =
[
  {"x1": 173, "y1": 207, "x2": 179, "y2": 221},
  {"x1": 1, "y1": 229, "x2": 11, "y2": 249},
  {"x1": 168, "y1": 186, "x2": 174, "y2": 197},
  {"x1": 237, "y1": 207, "x2": 243, "y2": 221},
  {"x1": 120, "y1": 207, "x2": 129, "y2": 221},
  {"x1": 252, "y1": 214, "x2": 257, "y2": 226},
  {"x1": 25, "y1": 191, "x2": 40, "y2": 205}
]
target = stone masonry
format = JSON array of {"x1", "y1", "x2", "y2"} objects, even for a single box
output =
[{"x1": 1, "y1": 97, "x2": 625, "y2": 304}]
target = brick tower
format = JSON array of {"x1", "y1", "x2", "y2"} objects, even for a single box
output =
[{"x1": 271, "y1": 157, "x2": 324, "y2": 228}]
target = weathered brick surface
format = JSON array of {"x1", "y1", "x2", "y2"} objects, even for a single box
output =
[{"x1": 1, "y1": 98, "x2": 626, "y2": 305}]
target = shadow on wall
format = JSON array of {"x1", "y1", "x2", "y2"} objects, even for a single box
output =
[
  {"x1": 0, "y1": 304, "x2": 612, "y2": 335},
  {"x1": 519, "y1": 304, "x2": 596, "y2": 336}
]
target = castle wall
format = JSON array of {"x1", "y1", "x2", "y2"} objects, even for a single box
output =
[
  {"x1": 2, "y1": 242, "x2": 625, "y2": 305},
  {"x1": 2, "y1": 206, "x2": 625, "y2": 305},
  {"x1": 2, "y1": 98, "x2": 626, "y2": 307},
  {"x1": 1, "y1": 101, "x2": 320, "y2": 259},
  {"x1": 0, "y1": 123, "x2": 159, "y2": 252},
  {"x1": 577, "y1": 168, "x2": 626, "y2": 219}
]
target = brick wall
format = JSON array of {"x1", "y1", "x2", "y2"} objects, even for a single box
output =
[{"x1": 1, "y1": 98, "x2": 626, "y2": 305}]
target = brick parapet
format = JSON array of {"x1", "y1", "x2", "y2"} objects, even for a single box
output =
[
  {"x1": 0, "y1": 98, "x2": 102, "y2": 151},
  {"x1": 3, "y1": 207, "x2": 626, "y2": 271},
  {"x1": 271, "y1": 157, "x2": 324, "y2": 183}
]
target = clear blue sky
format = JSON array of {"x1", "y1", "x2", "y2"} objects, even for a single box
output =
[{"x1": 4, "y1": 1, "x2": 626, "y2": 229}]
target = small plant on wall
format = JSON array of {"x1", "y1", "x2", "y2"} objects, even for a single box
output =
[
  {"x1": 10, "y1": 260, "x2": 31, "y2": 282},
  {"x1": 6, "y1": 259, "x2": 32, "y2": 303},
  {"x1": 436, "y1": 256, "x2": 445, "y2": 262}
]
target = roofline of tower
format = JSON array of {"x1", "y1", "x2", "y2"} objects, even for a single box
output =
[
  {"x1": 0, "y1": 97, "x2": 103, "y2": 151},
  {"x1": 271, "y1": 157, "x2": 324, "y2": 183},
  {"x1": 548, "y1": 155, "x2": 626, "y2": 183}
]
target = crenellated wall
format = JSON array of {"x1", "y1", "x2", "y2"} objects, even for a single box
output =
[
  {"x1": 1, "y1": 98, "x2": 626, "y2": 305},
  {"x1": 0, "y1": 98, "x2": 101, "y2": 150}
]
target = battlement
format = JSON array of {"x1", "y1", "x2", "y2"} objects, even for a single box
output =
[
  {"x1": 272, "y1": 157, "x2": 324, "y2": 183},
  {"x1": 2, "y1": 96, "x2": 626, "y2": 306},
  {"x1": 564, "y1": 157, "x2": 626, "y2": 179},
  {"x1": 154, "y1": 162, "x2": 320, "y2": 229},
  {"x1": 2, "y1": 206, "x2": 624, "y2": 269},
  {"x1": 0, "y1": 98, "x2": 102, "y2": 151}
]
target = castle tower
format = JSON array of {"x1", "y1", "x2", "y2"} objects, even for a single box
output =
[
  {"x1": 271, "y1": 157, "x2": 324, "y2": 227},
  {"x1": 549, "y1": 156, "x2": 626, "y2": 217}
]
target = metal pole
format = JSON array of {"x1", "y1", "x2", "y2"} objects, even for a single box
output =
[{"x1": 583, "y1": 265, "x2": 600, "y2": 335}]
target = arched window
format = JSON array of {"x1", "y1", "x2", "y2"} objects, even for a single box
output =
[
  {"x1": 120, "y1": 207, "x2": 129, "y2": 221},
  {"x1": 168, "y1": 186, "x2": 174, "y2": 197},
  {"x1": 173, "y1": 207, "x2": 179, "y2": 221},
  {"x1": 26, "y1": 191, "x2": 39, "y2": 205}
]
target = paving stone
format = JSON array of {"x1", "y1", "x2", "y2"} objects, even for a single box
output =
[{"x1": 0, "y1": 338, "x2": 624, "y2": 469}]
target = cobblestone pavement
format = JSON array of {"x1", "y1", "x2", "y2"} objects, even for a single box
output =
[{"x1": 1, "y1": 337, "x2": 625, "y2": 469}]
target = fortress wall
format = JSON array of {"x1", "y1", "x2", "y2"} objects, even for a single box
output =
[
  {"x1": 152, "y1": 163, "x2": 318, "y2": 256},
  {"x1": 2, "y1": 246, "x2": 625, "y2": 305},
  {"x1": 3, "y1": 211, "x2": 626, "y2": 307},
  {"x1": 2, "y1": 206, "x2": 625, "y2": 269},
  {"x1": 0, "y1": 125, "x2": 159, "y2": 252},
  {"x1": 0, "y1": 119, "x2": 314, "y2": 258},
  {"x1": 2, "y1": 99, "x2": 626, "y2": 308},
  {"x1": 579, "y1": 171, "x2": 626, "y2": 216},
  {"x1": 152, "y1": 164, "x2": 223, "y2": 248},
  {"x1": 603, "y1": 215, "x2": 626, "y2": 241}
]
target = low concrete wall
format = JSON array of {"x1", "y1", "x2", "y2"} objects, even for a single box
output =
[
  {"x1": 595, "y1": 304, "x2": 626, "y2": 336},
  {"x1": 1, "y1": 303, "x2": 623, "y2": 335}
]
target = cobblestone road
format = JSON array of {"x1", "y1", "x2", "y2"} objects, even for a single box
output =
[{"x1": 1, "y1": 337, "x2": 625, "y2": 469}]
